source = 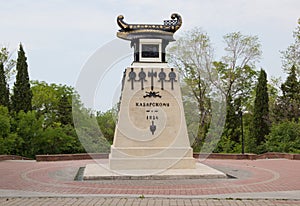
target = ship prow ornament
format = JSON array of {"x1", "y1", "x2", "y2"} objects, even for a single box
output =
[{"x1": 117, "y1": 13, "x2": 182, "y2": 41}]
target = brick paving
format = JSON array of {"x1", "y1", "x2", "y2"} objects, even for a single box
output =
[
  {"x1": 0, "y1": 159, "x2": 300, "y2": 205},
  {"x1": 1, "y1": 197, "x2": 300, "y2": 206}
]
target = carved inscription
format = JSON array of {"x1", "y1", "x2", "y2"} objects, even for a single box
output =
[
  {"x1": 168, "y1": 68, "x2": 177, "y2": 90},
  {"x1": 138, "y1": 68, "x2": 147, "y2": 90},
  {"x1": 150, "y1": 121, "x2": 156, "y2": 135},
  {"x1": 158, "y1": 68, "x2": 166, "y2": 90},
  {"x1": 143, "y1": 91, "x2": 161, "y2": 98},
  {"x1": 128, "y1": 68, "x2": 177, "y2": 91},
  {"x1": 128, "y1": 68, "x2": 136, "y2": 90},
  {"x1": 135, "y1": 102, "x2": 170, "y2": 107},
  {"x1": 146, "y1": 110, "x2": 158, "y2": 121},
  {"x1": 128, "y1": 67, "x2": 178, "y2": 135},
  {"x1": 148, "y1": 69, "x2": 157, "y2": 90}
]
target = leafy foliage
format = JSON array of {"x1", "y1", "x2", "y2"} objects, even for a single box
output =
[
  {"x1": 168, "y1": 28, "x2": 215, "y2": 150},
  {"x1": 96, "y1": 109, "x2": 117, "y2": 145},
  {"x1": 2, "y1": 21, "x2": 300, "y2": 156},
  {"x1": 0, "y1": 46, "x2": 16, "y2": 82},
  {"x1": 281, "y1": 19, "x2": 300, "y2": 76},
  {"x1": 0, "y1": 73, "x2": 86, "y2": 157},
  {"x1": 0, "y1": 106, "x2": 10, "y2": 137},
  {"x1": 57, "y1": 94, "x2": 73, "y2": 126},
  {"x1": 281, "y1": 65, "x2": 300, "y2": 100},
  {"x1": 216, "y1": 32, "x2": 260, "y2": 103},
  {"x1": 213, "y1": 32, "x2": 261, "y2": 153},
  {"x1": 36, "y1": 125, "x2": 82, "y2": 155},
  {"x1": 0, "y1": 63, "x2": 10, "y2": 108},
  {"x1": 265, "y1": 120, "x2": 300, "y2": 153},
  {"x1": 0, "y1": 107, "x2": 23, "y2": 155},
  {"x1": 73, "y1": 106, "x2": 111, "y2": 153},
  {"x1": 214, "y1": 94, "x2": 241, "y2": 153},
  {"x1": 31, "y1": 81, "x2": 74, "y2": 127},
  {"x1": 14, "y1": 111, "x2": 43, "y2": 157}
]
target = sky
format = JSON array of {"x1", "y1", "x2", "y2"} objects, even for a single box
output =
[{"x1": 1, "y1": 0, "x2": 299, "y2": 111}]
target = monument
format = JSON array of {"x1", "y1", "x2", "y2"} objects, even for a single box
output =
[
  {"x1": 83, "y1": 13, "x2": 226, "y2": 179},
  {"x1": 109, "y1": 13, "x2": 195, "y2": 170}
]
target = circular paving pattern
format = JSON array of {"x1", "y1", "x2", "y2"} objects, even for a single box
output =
[{"x1": 1, "y1": 159, "x2": 299, "y2": 196}]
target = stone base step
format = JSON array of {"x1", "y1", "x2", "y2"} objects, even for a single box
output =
[
  {"x1": 109, "y1": 157, "x2": 195, "y2": 170},
  {"x1": 110, "y1": 146, "x2": 193, "y2": 158}
]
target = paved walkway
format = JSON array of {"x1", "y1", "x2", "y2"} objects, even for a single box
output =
[
  {"x1": 0, "y1": 159, "x2": 299, "y2": 205},
  {"x1": 1, "y1": 197, "x2": 300, "y2": 206}
]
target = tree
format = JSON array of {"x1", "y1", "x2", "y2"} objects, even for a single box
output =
[
  {"x1": 60, "y1": 124, "x2": 85, "y2": 153},
  {"x1": 11, "y1": 44, "x2": 32, "y2": 113},
  {"x1": 36, "y1": 126, "x2": 79, "y2": 155},
  {"x1": 0, "y1": 105, "x2": 23, "y2": 155},
  {"x1": 281, "y1": 19, "x2": 300, "y2": 76},
  {"x1": 215, "y1": 32, "x2": 261, "y2": 103},
  {"x1": 0, "y1": 106, "x2": 10, "y2": 138},
  {"x1": 268, "y1": 77, "x2": 282, "y2": 123},
  {"x1": 96, "y1": 109, "x2": 117, "y2": 144},
  {"x1": 31, "y1": 81, "x2": 75, "y2": 127},
  {"x1": 214, "y1": 94, "x2": 241, "y2": 153},
  {"x1": 14, "y1": 110, "x2": 43, "y2": 157},
  {"x1": 0, "y1": 46, "x2": 16, "y2": 83},
  {"x1": 214, "y1": 32, "x2": 261, "y2": 153},
  {"x1": 73, "y1": 106, "x2": 111, "y2": 153},
  {"x1": 274, "y1": 65, "x2": 300, "y2": 122},
  {"x1": 57, "y1": 93, "x2": 73, "y2": 126},
  {"x1": 0, "y1": 63, "x2": 10, "y2": 107},
  {"x1": 249, "y1": 69, "x2": 270, "y2": 153},
  {"x1": 168, "y1": 27, "x2": 214, "y2": 150},
  {"x1": 281, "y1": 65, "x2": 300, "y2": 100}
]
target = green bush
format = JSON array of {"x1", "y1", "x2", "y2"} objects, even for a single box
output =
[
  {"x1": 265, "y1": 120, "x2": 300, "y2": 153},
  {"x1": 0, "y1": 106, "x2": 10, "y2": 137}
]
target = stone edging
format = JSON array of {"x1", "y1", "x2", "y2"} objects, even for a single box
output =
[
  {"x1": 30, "y1": 152, "x2": 300, "y2": 162},
  {"x1": 2, "y1": 152, "x2": 299, "y2": 162}
]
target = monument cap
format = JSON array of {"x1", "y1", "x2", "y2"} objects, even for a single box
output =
[
  {"x1": 116, "y1": 13, "x2": 182, "y2": 41},
  {"x1": 116, "y1": 13, "x2": 182, "y2": 63}
]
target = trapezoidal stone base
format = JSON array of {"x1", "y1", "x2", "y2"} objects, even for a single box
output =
[{"x1": 110, "y1": 66, "x2": 196, "y2": 171}]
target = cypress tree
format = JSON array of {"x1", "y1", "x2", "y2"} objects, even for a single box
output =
[
  {"x1": 11, "y1": 44, "x2": 32, "y2": 113},
  {"x1": 275, "y1": 65, "x2": 300, "y2": 121},
  {"x1": 281, "y1": 65, "x2": 299, "y2": 100},
  {"x1": 0, "y1": 62, "x2": 10, "y2": 108},
  {"x1": 251, "y1": 69, "x2": 270, "y2": 149}
]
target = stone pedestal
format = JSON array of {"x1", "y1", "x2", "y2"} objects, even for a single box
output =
[{"x1": 109, "y1": 64, "x2": 195, "y2": 170}]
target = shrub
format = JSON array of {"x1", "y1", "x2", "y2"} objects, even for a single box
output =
[{"x1": 265, "y1": 120, "x2": 300, "y2": 153}]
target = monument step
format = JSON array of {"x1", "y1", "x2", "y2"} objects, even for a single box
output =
[
  {"x1": 110, "y1": 146, "x2": 193, "y2": 158},
  {"x1": 109, "y1": 157, "x2": 196, "y2": 170}
]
